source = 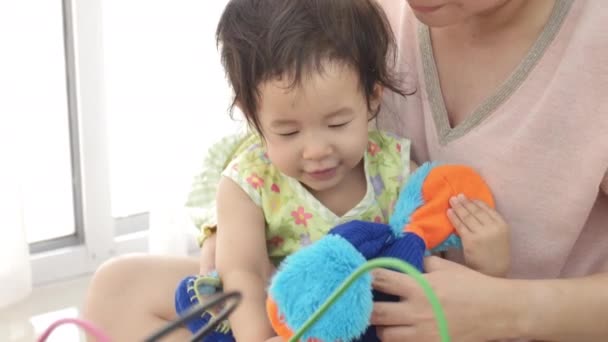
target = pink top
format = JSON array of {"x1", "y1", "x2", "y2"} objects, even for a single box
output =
[{"x1": 379, "y1": 0, "x2": 608, "y2": 278}]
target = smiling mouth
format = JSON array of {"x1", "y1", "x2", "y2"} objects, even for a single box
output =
[
  {"x1": 410, "y1": 4, "x2": 444, "y2": 13},
  {"x1": 306, "y1": 167, "x2": 338, "y2": 181}
]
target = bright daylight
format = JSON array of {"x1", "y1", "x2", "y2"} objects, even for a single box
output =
[{"x1": 1, "y1": 0, "x2": 607, "y2": 341}]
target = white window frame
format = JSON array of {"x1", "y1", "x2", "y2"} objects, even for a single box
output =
[{"x1": 30, "y1": 0, "x2": 149, "y2": 286}]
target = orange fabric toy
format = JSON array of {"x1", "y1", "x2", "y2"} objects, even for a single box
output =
[{"x1": 265, "y1": 162, "x2": 494, "y2": 342}]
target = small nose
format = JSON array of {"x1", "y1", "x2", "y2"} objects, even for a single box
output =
[{"x1": 302, "y1": 139, "x2": 332, "y2": 160}]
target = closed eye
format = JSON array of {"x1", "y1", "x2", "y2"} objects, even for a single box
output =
[
  {"x1": 278, "y1": 131, "x2": 298, "y2": 137},
  {"x1": 329, "y1": 121, "x2": 350, "y2": 128}
]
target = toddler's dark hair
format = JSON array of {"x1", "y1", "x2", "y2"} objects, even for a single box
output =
[{"x1": 216, "y1": 0, "x2": 409, "y2": 134}]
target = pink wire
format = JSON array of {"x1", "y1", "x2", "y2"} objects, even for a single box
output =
[{"x1": 37, "y1": 318, "x2": 111, "y2": 342}]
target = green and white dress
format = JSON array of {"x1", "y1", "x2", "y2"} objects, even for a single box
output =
[{"x1": 185, "y1": 130, "x2": 411, "y2": 265}]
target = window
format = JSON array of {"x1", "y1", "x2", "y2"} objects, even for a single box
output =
[
  {"x1": 1, "y1": 0, "x2": 80, "y2": 250},
  {"x1": 3, "y1": 0, "x2": 239, "y2": 285},
  {"x1": 102, "y1": 0, "x2": 237, "y2": 226}
]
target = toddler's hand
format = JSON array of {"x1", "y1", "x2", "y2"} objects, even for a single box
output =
[{"x1": 447, "y1": 194, "x2": 510, "y2": 277}]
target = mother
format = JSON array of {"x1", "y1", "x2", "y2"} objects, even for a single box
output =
[
  {"x1": 371, "y1": 0, "x2": 608, "y2": 340},
  {"x1": 83, "y1": 0, "x2": 608, "y2": 341}
]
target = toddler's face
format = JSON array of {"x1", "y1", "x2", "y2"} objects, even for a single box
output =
[{"x1": 256, "y1": 62, "x2": 380, "y2": 194}]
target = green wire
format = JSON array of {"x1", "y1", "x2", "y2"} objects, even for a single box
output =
[{"x1": 288, "y1": 257, "x2": 450, "y2": 342}]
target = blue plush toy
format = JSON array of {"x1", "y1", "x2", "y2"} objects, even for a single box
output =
[
  {"x1": 266, "y1": 163, "x2": 494, "y2": 341},
  {"x1": 175, "y1": 163, "x2": 494, "y2": 341}
]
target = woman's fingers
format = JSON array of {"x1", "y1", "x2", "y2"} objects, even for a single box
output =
[
  {"x1": 371, "y1": 268, "x2": 416, "y2": 298},
  {"x1": 447, "y1": 207, "x2": 471, "y2": 235},
  {"x1": 375, "y1": 325, "x2": 416, "y2": 342},
  {"x1": 450, "y1": 194, "x2": 495, "y2": 233},
  {"x1": 370, "y1": 301, "x2": 414, "y2": 326},
  {"x1": 474, "y1": 200, "x2": 505, "y2": 223}
]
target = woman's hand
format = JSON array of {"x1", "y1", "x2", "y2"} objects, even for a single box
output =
[
  {"x1": 447, "y1": 194, "x2": 511, "y2": 277},
  {"x1": 371, "y1": 256, "x2": 518, "y2": 341}
]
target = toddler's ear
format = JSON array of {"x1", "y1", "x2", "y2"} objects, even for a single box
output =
[{"x1": 369, "y1": 83, "x2": 384, "y2": 118}]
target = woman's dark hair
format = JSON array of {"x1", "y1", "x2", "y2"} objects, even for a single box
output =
[{"x1": 216, "y1": 0, "x2": 409, "y2": 134}]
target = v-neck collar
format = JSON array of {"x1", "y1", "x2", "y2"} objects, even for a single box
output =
[
  {"x1": 286, "y1": 152, "x2": 375, "y2": 224},
  {"x1": 419, "y1": 0, "x2": 573, "y2": 145}
]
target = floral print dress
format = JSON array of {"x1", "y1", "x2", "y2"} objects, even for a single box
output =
[{"x1": 220, "y1": 131, "x2": 411, "y2": 266}]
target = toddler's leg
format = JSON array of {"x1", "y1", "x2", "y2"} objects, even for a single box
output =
[{"x1": 82, "y1": 254, "x2": 198, "y2": 342}]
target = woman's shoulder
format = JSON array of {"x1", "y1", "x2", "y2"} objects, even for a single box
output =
[
  {"x1": 376, "y1": 0, "x2": 419, "y2": 61},
  {"x1": 376, "y1": 0, "x2": 415, "y2": 34},
  {"x1": 573, "y1": 0, "x2": 606, "y2": 38}
]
